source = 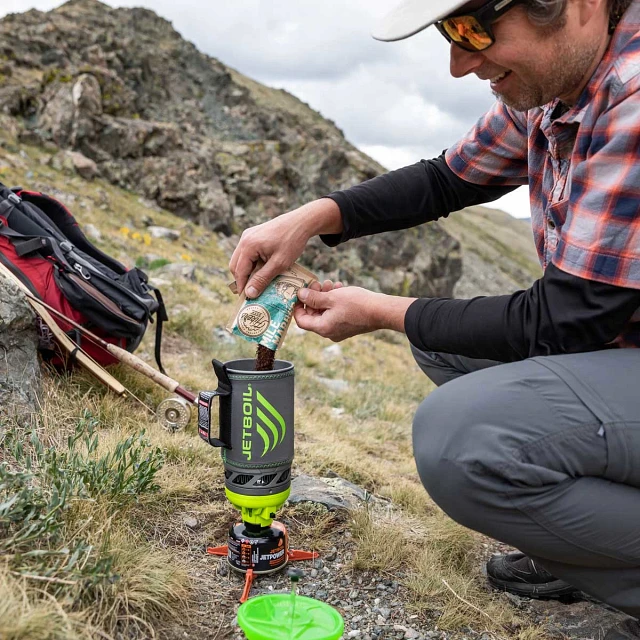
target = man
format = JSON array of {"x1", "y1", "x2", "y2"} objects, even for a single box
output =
[{"x1": 229, "y1": 0, "x2": 640, "y2": 636}]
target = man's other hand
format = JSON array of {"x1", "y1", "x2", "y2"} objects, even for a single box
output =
[{"x1": 294, "y1": 282, "x2": 415, "y2": 342}]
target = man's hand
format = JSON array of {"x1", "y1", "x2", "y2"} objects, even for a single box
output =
[
  {"x1": 294, "y1": 283, "x2": 416, "y2": 342},
  {"x1": 229, "y1": 199, "x2": 343, "y2": 298}
]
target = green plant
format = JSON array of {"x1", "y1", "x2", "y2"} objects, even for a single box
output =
[
  {"x1": 7, "y1": 412, "x2": 164, "y2": 503},
  {"x1": 42, "y1": 69, "x2": 73, "y2": 86},
  {"x1": 0, "y1": 413, "x2": 164, "y2": 580},
  {"x1": 148, "y1": 258, "x2": 172, "y2": 270},
  {"x1": 135, "y1": 256, "x2": 172, "y2": 270}
]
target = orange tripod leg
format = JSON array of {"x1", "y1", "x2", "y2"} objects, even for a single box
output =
[
  {"x1": 206, "y1": 545, "x2": 228, "y2": 556},
  {"x1": 288, "y1": 549, "x2": 319, "y2": 561},
  {"x1": 240, "y1": 569, "x2": 255, "y2": 603}
]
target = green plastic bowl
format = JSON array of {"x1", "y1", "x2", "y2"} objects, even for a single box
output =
[{"x1": 237, "y1": 593, "x2": 344, "y2": 640}]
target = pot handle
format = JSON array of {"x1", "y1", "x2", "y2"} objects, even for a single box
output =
[{"x1": 197, "y1": 359, "x2": 232, "y2": 448}]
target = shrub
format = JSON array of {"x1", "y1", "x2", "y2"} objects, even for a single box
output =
[{"x1": 0, "y1": 412, "x2": 164, "y2": 582}]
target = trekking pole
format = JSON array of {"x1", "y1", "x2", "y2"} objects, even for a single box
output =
[{"x1": 18, "y1": 289, "x2": 197, "y2": 405}]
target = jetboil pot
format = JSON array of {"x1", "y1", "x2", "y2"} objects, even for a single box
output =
[{"x1": 198, "y1": 358, "x2": 317, "y2": 601}]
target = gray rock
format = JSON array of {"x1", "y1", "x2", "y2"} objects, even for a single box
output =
[
  {"x1": 288, "y1": 473, "x2": 375, "y2": 511},
  {"x1": 147, "y1": 226, "x2": 181, "y2": 241},
  {"x1": 183, "y1": 516, "x2": 199, "y2": 530},
  {"x1": 49, "y1": 149, "x2": 98, "y2": 180},
  {"x1": 70, "y1": 151, "x2": 99, "y2": 180},
  {"x1": 217, "y1": 559, "x2": 229, "y2": 577},
  {"x1": 213, "y1": 327, "x2": 235, "y2": 345},
  {"x1": 324, "y1": 547, "x2": 338, "y2": 562},
  {"x1": 153, "y1": 262, "x2": 197, "y2": 281},
  {"x1": 0, "y1": 277, "x2": 41, "y2": 421},
  {"x1": 322, "y1": 344, "x2": 343, "y2": 359},
  {"x1": 84, "y1": 223, "x2": 102, "y2": 242},
  {"x1": 315, "y1": 376, "x2": 349, "y2": 393}
]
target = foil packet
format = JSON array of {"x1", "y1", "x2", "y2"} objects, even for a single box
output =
[{"x1": 227, "y1": 262, "x2": 317, "y2": 351}]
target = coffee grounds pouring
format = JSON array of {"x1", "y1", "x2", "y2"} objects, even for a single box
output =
[{"x1": 256, "y1": 344, "x2": 275, "y2": 371}]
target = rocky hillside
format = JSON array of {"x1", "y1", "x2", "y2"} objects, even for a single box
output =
[
  {"x1": 0, "y1": 0, "x2": 540, "y2": 300},
  {"x1": 442, "y1": 206, "x2": 540, "y2": 298}
]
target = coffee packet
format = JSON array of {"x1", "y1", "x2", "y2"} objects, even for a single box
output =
[{"x1": 227, "y1": 262, "x2": 317, "y2": 351}]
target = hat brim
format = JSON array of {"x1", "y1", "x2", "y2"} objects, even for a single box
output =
[{"x1": 372, "y1": 0, "x2": 470, "y2": 42}]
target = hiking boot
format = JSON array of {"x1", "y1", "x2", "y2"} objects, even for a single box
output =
[
  {"x1": 604, "y1": 619, "x2": 640, "y2": 639},
  {"x1": 486, "y1": 552, "x2": 580, "y2": 599}
]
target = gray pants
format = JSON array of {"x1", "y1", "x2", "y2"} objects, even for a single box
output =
[{"x1": 411, "y1": 346, "x2": 640, "y2": 616}]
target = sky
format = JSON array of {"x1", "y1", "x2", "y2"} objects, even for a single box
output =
[{"x1": 2, "y1": 0, "x2": 531, "y2": 218}]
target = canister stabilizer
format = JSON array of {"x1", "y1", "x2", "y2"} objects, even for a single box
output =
[{"x1": 225, "y1": 487, "x2": 290, "y2": 527}]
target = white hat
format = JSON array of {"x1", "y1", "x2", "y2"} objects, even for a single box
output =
[{"x1": 372, "y1": 0, "x2": 470, "y2": 41}]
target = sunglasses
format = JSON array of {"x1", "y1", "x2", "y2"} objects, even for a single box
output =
[{"x1": 435, "y1": 0, "x2": 525, "y2": 51}]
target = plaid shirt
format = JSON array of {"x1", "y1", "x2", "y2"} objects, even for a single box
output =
[{"x1": 446, "y1": 1, "x2": 640, "y2": 346}]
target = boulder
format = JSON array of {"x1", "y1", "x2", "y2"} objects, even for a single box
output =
[
  {"x1": 153, "y1": 262, "x2": 197, "y2": 281},
  {"x1": 304, "y1": 221, "x2": 462, "y2": 298},
  {"x1": 147, "y1": 226, "x2": 181, "y2": 241},
  {"x1": 289, "y1": 473, "x2": 384, "y2": 511},
  {"x1": 0, "y1": 278, "x2": 41, "y2": 422},
  {"x1": 49, "y1": 149, "x2": 99, "y2": 179},
  {"x1": 70, "y1": 151, "x2": 99, "y2": 179}
]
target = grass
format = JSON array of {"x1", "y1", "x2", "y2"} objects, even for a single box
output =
[
  {"x1": 0, "y1": 569, "x2": 82, "y2": 640},
  {"x1": 351, "y1": 508, "x2": 542, "y2": 637},
  {"x1": 0, "y1": 124, "x2": 549, "y2": 639},
  {"x1": 0, "y1": 411, "x2": 187, "y2": 640}
]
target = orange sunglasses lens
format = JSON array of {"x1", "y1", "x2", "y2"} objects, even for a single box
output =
[{"x1": 441, "y1": 15, "x2": 494, "y2": 50}]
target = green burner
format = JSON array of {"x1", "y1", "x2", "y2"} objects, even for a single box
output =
[{"x1": 237, "y1": 593, "x2": 344, "y2": 640}]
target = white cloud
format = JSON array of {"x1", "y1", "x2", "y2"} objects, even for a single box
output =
[{"x1": 485, "y1": 186, "x2": 531, "y2": 219}]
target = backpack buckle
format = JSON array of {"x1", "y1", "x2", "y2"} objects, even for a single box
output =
[{"x1": 73, "y1": 263, "x2": 91, "y2": 280}]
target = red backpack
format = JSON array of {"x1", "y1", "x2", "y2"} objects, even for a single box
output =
[{"x1": 0, "y1": 183, "x2": 167, "y2": 370}]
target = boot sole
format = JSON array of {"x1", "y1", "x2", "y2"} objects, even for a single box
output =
[{"x1": 488, "y1": 575, "x2": 581, "y2": 599}]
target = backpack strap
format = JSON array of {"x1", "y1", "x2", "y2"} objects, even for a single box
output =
[
  {"x1": 0, "y1": 219, "x2": 79, "y2": 275},
  {"x1": 152, "y1": 287, "x2": 168, "y2": 375},
  {"x1": 0, "y1": 222, "x2": 53, "y2": 257}
]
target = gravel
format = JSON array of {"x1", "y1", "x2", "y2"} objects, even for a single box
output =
[{"x1": 225, "y1": 547, "x2": 486, "y2": 640}]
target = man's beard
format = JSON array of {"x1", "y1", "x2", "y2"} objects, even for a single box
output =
[{"x1": 494, "y1": 36, "x2": 603, "y2": 111}]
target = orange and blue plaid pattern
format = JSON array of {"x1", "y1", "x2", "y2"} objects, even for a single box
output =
[{"x1": 446, "y1": 1, "x2": 640, "y2": 346}]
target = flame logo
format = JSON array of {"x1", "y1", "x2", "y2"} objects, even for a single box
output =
[{"x1": 255, "y1": 391, "x2": 286, "y2": 457}]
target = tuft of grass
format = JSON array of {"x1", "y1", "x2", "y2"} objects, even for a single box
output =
[
  {"x1": 350, "y1": 508, "x2": 407, "y2": 573},
  {"x1": 168, "y1": 307, "x2": 214, "y2": 348},
  {"x1": 350, "y1": 507, "x2": 541, "y2": 636},
  {"x1": 380, "y1": 479, "x2": 436, "y2": 517},
  {"x1": 0, "y1": 569, "x2": 82, "y2": 640},
  {"x1": 86, "y1": 526, "x2": 189, "y2": 636}
]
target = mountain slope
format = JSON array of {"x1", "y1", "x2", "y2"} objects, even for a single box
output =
[{"x1": 442, "y1": 205, "x2": 541, "y2": 297}]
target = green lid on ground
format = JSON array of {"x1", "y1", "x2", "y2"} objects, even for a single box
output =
[{"x1": 237, "y1": 594, "x2": 344, "y2": 640}]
